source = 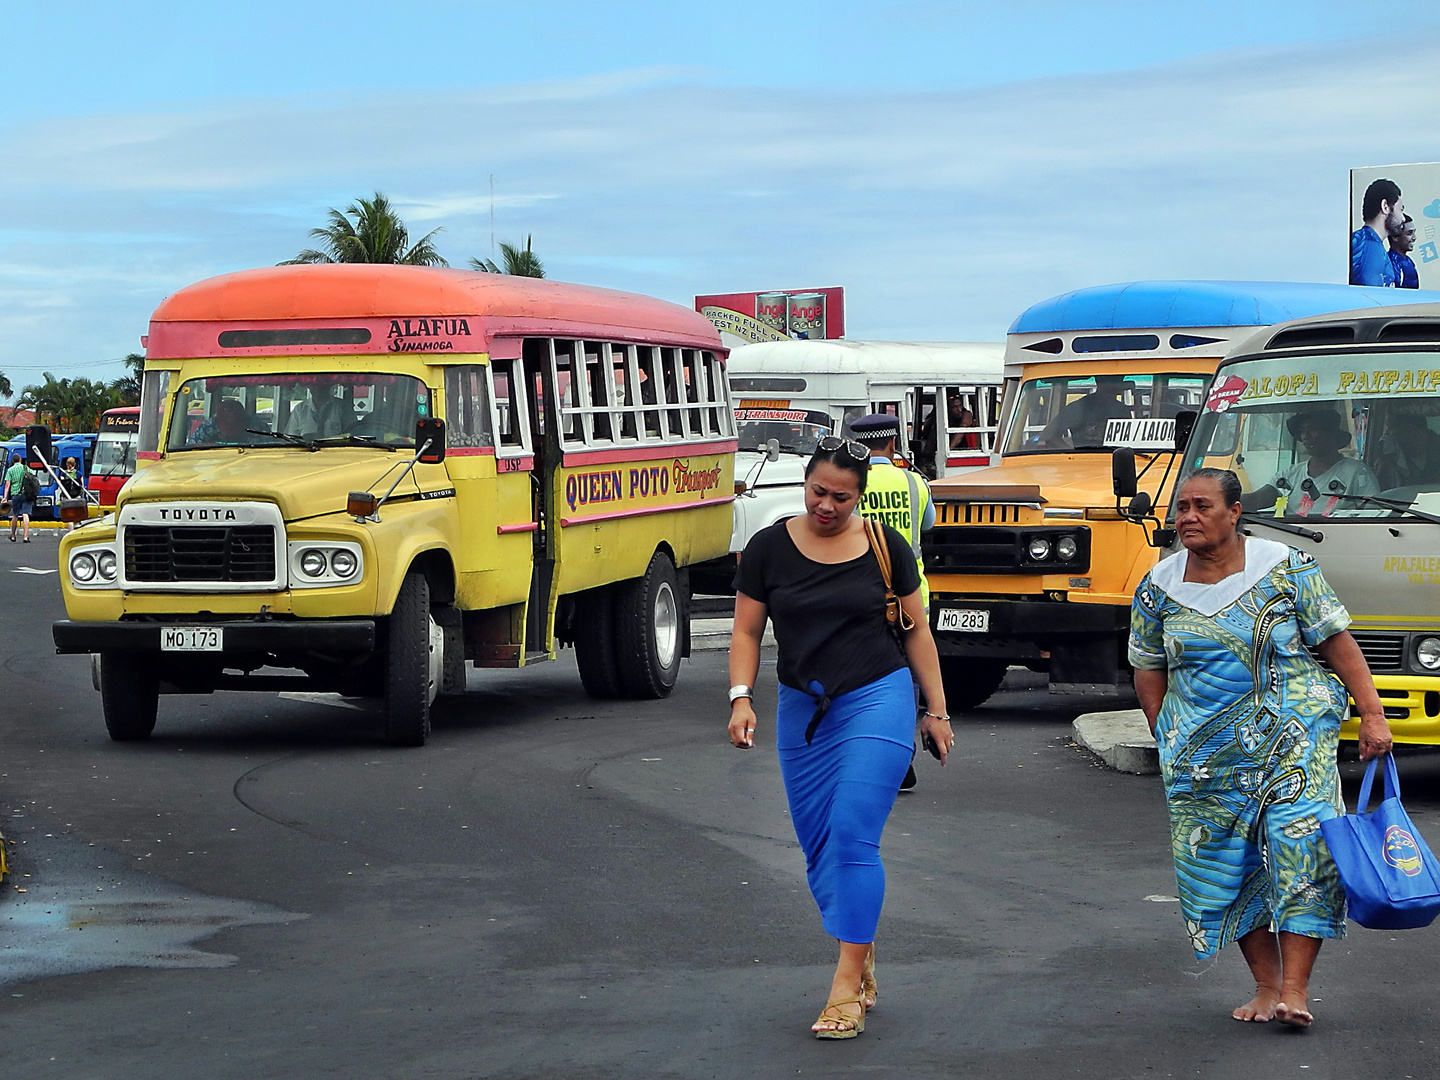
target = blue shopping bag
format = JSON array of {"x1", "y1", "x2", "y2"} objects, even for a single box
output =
[{"x1": 1320, "y1": 754, "x2": 1440, "y2": 930}]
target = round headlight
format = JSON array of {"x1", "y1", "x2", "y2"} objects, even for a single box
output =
[
  {"x1": 1056, "y1": 536, "x2": 1078, "y2": 561},
  {"x1": 1418, "y1": 636, "x2": 1440, "y2": 671},
  {"x1": 71, "y1": 552, "x2": 97, "y2": 583},
  {"x1": 96, "y1": 551, "x2": 118, "y2": 581},
  {"x1": 300, "y1": 549, "x2": 328, "y2": 578},
  {"x1": 1027, "y1": 537, "x2": 1052, "y2": 561},
  {"x1": 329, "y1": 549, "x2": 358, "y2": 578}
]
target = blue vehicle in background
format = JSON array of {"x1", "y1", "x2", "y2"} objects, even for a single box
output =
[{"x1": 1, "y1": 431, "x2": 97, "y2": 520}]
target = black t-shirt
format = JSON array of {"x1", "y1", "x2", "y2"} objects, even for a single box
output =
[{"x1": 734, "y1": 518, "x2": 921, "y2": 698}]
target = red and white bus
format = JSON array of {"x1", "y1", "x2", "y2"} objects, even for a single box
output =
[{"x1": 87, "y1": 406, "x2": 140, "y2": 506}]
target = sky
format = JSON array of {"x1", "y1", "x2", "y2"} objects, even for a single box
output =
[{"x1": 3, "y1": 0, "x2": 1440, "y2": 386}]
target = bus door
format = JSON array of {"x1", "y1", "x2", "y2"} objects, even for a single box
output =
[{"x1": 522, "y1": 338, "x2": 559, "y2": 658}]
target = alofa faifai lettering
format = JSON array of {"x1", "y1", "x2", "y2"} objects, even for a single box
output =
[{"x1": 387, "y1": 318, "x2": 473, "y2": 339}]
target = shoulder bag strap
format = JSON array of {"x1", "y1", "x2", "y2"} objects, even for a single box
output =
[{"x1": 865, "y1": 517, "x2": 914, "y2": 632}]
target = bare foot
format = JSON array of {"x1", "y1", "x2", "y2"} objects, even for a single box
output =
[
  {"x1": 1233, "y1": 986, "x2": 1282, "y2": 1022},
  {"x1": 1274, "y1": 993, "x2": 1313, "y2": 1029}
]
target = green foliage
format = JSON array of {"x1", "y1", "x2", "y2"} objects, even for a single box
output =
[
  {"x1": 0, "y1": 370, "x2": 11, "y2": 399},
  {"x1": 470, "y1": 236, "x2": 545, "y2": 278},
  {"x1": 280, "y1": 192, "x2": 448, "y2": 266},
  {"x1": 107, "y1": 352, "x2": 145, "y2": 407},
  {"x1": 15, "y1": 372, "x2": 125, "y2": 433}
]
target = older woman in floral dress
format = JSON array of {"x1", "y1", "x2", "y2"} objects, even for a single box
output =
[{"x1": 1130, "y1": 468, "x2": 1392, "y2": 1029}]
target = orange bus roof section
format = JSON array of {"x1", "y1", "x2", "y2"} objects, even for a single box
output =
[{"x1": 146, "y1": 265, "x2": 725, "y2": 361}]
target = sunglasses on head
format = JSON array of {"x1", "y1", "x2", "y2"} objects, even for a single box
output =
[{"x1": 816, "y1": 436, "x2": 870, "y2": 463}]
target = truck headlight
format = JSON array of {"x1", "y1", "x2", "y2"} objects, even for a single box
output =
[
  {"x1": 299, "y1": 549, "x2": 328, "y2": 578},
  {"x1": 1418, "y1": 637, "x2": 1440, "y2": 671},
  {"x1": 1056, "y1": 536, "x2": 1078, "y2": 561},
  {"x1": 96, "y1": 551, "x2": 117, "y2": 582},
  {"x1": 329, "y1": 549, "x2": 358, "y2": 578},
  {"x1": 71, "y1": 552, "x2": 97, "y2": 583},
  {"x1": 1027, "y1": 537, "x2": 1052, "y2": 561}
]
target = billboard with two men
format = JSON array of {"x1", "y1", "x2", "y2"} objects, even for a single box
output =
[{"x1": 1350, "y1": 163, "x2": 1440, "y2": 290}]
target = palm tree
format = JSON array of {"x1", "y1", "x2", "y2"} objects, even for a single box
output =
[
  {"x1": 0, "y1": 371, "x2": 11, "y2": 399},
  {"x1": 470, "y1": 236, "x2": 545, "y2": 278},
  {"x1": 107, "y1": 352, "x2": 145, "y2": 407},
  {"x1": 281, "y1": 192, "x2": 448, "y2": 266},
  {"x1": 17, "y1": 373, "x2": 123, "y2": 433}
]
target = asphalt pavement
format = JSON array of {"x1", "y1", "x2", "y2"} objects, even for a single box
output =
[{"x1": 3, "y1": 532, "x2": 1440, "y2": 1079}]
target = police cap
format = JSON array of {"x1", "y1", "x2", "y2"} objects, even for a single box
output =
[{"x1": 849, "y1": 413, "x2": 901, "y2": 440}]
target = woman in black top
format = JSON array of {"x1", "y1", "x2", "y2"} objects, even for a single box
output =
[{"x1": 728, "y1": 438, "x2": 950, "y2": 1039}]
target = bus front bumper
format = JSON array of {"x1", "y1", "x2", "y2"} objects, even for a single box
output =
[
  {"x1": 53, "y1": 618, "x2": 376, "y2": 657},
  {"x1": 928, "y1": 596, "x2": 1130, "y2": 690},
  {"x1": 1340, "y1": 674, "x2": 1440, "y2": 746}
]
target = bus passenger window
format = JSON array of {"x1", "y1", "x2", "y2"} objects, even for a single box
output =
[
  {"x1": 610, "y1": 344, "x2": 638, "y2": 441},
  {"x1": 635, "y1": 346, "x2": 663, "y2": 438},
  {"x1": 583, "y1": 342, "x2": 613, "y2": 442},
  {"x1": 488, "y1": 360, "x2": 525, "y2": 448},
  {"x1": 681, "y1": 350, "x2": 703, "y2": 435},
  {"x1": 553, "y1": 341, "x2": 584, "y2": 445},
  {"x1": 660, "y1": 348, "x2": 684, "y2": 437},
  {"x1": 444, "y1": 365, "x2": 493, "y2": 448},
  {"x1": 703, "y1": 352, "x2": 730, "y2": 436}
]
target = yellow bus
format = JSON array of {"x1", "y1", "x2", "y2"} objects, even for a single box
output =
[
  {"x1": 923, "y1": 281, "x2": 1436, "y2": 709},
  {"x1": 52, "y1": 265, "x2": 736, "y2": 745}
]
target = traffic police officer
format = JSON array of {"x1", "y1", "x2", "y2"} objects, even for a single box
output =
[
  {"x1": 850, "y1": 413, "x2": 934, "y2": 611},
  {"x1": 850, "y1": 413, "x2": 936, "y2": 792}
]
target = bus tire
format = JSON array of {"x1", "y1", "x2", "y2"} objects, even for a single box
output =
[
  {"x1": 100, "y1": 653, "x2": 159, "y2": 741},
  {"x1": 574, "y1": 586, "x2": 623, "y2": 699},
  {"x1": 615, "y1": 552, "x2": 682, "y2": 699},
  {"x1": 384, "y1": 572, "x2": 433, "y2": 747},
  {"x1": 938, "y1": 657, "x2": 1007, "y2": 712}
]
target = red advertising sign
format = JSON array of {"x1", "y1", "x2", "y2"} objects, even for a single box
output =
[{"x1": 694, "y1": 288, "x2": 845, "y2": 346}]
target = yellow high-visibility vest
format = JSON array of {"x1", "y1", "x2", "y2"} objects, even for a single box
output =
[{"x1": 860, "y1": 460, "x2": 930, "y2": 609}]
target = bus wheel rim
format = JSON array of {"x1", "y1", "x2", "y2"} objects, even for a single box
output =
[{"x1": 653, "y1": 581, "x2": 679, "y2": 670}]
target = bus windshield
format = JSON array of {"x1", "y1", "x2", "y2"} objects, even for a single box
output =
[
  {"x1": 91, "y1": 432, "x2": 136, "y2": 477},
  {"x1": 734, "y1": 407, "x2": 832, "y2": 455},
  {"x1": 1003, "y1": 372, "x2": 1208, "y2": 454},
  {"x1": 1179, "y1": 352, "x2": 1440, "y2": 520},
  {"x1": 167, "y1": 372, "x2": 433, "y2": 451}
]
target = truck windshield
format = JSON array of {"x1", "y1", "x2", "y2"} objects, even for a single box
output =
[
  {"x1": 734, "y1": 408, "x2": 832, "y2": 455},
  {"x1": 1002, "y1": 372, "x2": 1208, "y2": 454},
  {"x1": 167, "y1": 372, "x2": 432, "y2": 451},
  {"x1": 1179, "y1": 352, "x2": 1440, "y2": 521}
]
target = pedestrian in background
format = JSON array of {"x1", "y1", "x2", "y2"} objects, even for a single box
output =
[
  {"x1": 1130, "y1": 468, "x2": 1392, "y2": 1028},
  {"x1": 851, "y1": 412, "x2": 935, "y2": 790},
  {"x1": 728, "y1": 435, "x2": 951, "y2": 1039},
  {"x1": 58, "y1": 456, "x2": 83, "y2": 532},
  {"x1": 4, "y1": 452, "x2": 35, "y2": 543}
]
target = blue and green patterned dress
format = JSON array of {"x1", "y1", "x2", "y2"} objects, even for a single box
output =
[{"x1": 1129, "y1": 538, "x2": 1351, "y2": 959}]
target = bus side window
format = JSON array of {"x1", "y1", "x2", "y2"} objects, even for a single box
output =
[
  {"x1": 553, "y1": 341, "x2": 584, "y2": 445},
  {"x1": 609, "y1": 344, "x2": 639, "y2": 442},
  {"x1": 636, "y1": 346, "x2": 663, "y2": 438},
  {"x1": 583, "y1": 341, "x2": 613, "y2": 442},
  {"x1": 659, "y1": 348, "x2": 685, "y2": 438},
  {"x1": 444, "y1": 365, "x2": 493, "y2": 449},
  {"x1": 703, "y1": 352, "x2": 731, "y2": 437}
]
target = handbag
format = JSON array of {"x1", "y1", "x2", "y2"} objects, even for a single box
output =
[
  {"x1": 1319, "y1": 754, "x2": 1440, "y2": 930},
  {"x1": 862, "y1": 517, "x2": 915, "y2": 643}
]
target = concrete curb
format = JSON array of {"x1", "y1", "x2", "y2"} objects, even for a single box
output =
[
  {"x1": 690, "y1": 617, "x2": 774, "y2": 653},
  {"x1": 1073, "y1": 709, "x2": 1160, "y2": 775}
]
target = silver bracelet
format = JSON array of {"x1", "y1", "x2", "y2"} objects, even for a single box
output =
[{"x1": 923, "y1": 711, "x2": 951, "y2": 723}]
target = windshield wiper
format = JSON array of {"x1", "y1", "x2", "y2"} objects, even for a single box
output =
[
  {"x1": 307, "y1": 433, "x2": 399, "y2": 451},
  {"x1": 246, "y1": 428, "x2": 313, "y2": 447},
  {"x1": 1239, "y1": 512, "x2": 1324, "y2": 543},
  {"x1": 1318, "y1": 491, "x2": 1440, "y2": 528}
]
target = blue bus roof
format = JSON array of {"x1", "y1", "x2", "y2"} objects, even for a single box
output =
[{"x1": 1009, "y1": 281, "x2": 1440, "y2": 334}]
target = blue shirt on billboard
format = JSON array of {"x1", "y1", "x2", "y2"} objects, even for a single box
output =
[
  {"x1": 1391, "y1": 250, "x2": 1419, "y2": 289},
  {"x1": 1350, "y1": 226, "x2": 1397, "y2": 287}
]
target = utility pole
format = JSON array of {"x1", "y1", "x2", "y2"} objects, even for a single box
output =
[{"x1": 490, "y1": 174, "x2": 495, "y2": 259}]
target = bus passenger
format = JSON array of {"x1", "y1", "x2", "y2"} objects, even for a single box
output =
[
  {"x1": 1039, "y1": 375, "x2": 1132, "y2": 448},
  {"x1": 1242, "y1": 409, "x2": 1379, "y2": 516},
  {"x1": 286, "y1": 376, "x2": 351, "y2": 438},
  {"x1": 188, "y1": 397, "x2": 249, "y2": 446},
  {"x1": 1376, "y1": 411, "x2": 1440, "y2": 491}
]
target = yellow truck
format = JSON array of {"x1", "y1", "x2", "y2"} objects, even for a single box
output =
[{"x1": 52, "y1": 265, "x2": 736, "y2": 745}]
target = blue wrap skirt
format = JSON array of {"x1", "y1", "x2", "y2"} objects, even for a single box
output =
[{"x1": 776, "y1": 666, "x2": 915, "y2": 944}]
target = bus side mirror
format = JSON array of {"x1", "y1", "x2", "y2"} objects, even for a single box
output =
[
  {"x1": 765, "y1": 438, "x2": 780, "y2": 463},
  {"x1": 416, "y1": 418, "x2": 446, "y2": 464},
  {"x1": 59, "y1": 498, "x2": 88, "y2": 524},
  {"x1": 1173, "y1": 410, "x2": 1197, "y2": 451},
  {"x1": 26, "y1": 425, "x2": 52, "y2": 469},
  {"x1": 1112, "y1": 448, "x2": 1138, "y2": 499}
]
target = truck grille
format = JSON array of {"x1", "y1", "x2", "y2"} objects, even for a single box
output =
[
  {"x1": 125, "y1": 525, "x2": 277, "y2": 583},
  {"x1": 1348, "y1": 631, "x2": 1405, "y2": 674},
  {"x1": 924, "y1": 525, "x2": 1091, "y2": 575},
  {"x1": 936, "y1": 502, "x2": 1025, "y2": 525}
]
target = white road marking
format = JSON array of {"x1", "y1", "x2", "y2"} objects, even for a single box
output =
[
  {"x1": 277, "y1": 692, "x2": 365, "y2": 711},
  {"x1": 12, "y1": 567, "x2": 56, "y2": 574}
]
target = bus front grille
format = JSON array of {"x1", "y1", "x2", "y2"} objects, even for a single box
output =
[
  {"x1": 125, "y1": 525, "x2": 277, "y2": 583},
  {"x1": 1349, "y1": 632, "x2": 1405, "y2": 673},
  {"x1": 937, "y1": 502, "x2": 1032, "y2": 525}
]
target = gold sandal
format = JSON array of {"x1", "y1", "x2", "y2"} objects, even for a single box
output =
[
  {"x1": 813, "y1": 993, "x2": 866, "y2": 1039},
  {"x1": 861, "y1": 954, "x2": 878, "y2": 1010}
]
